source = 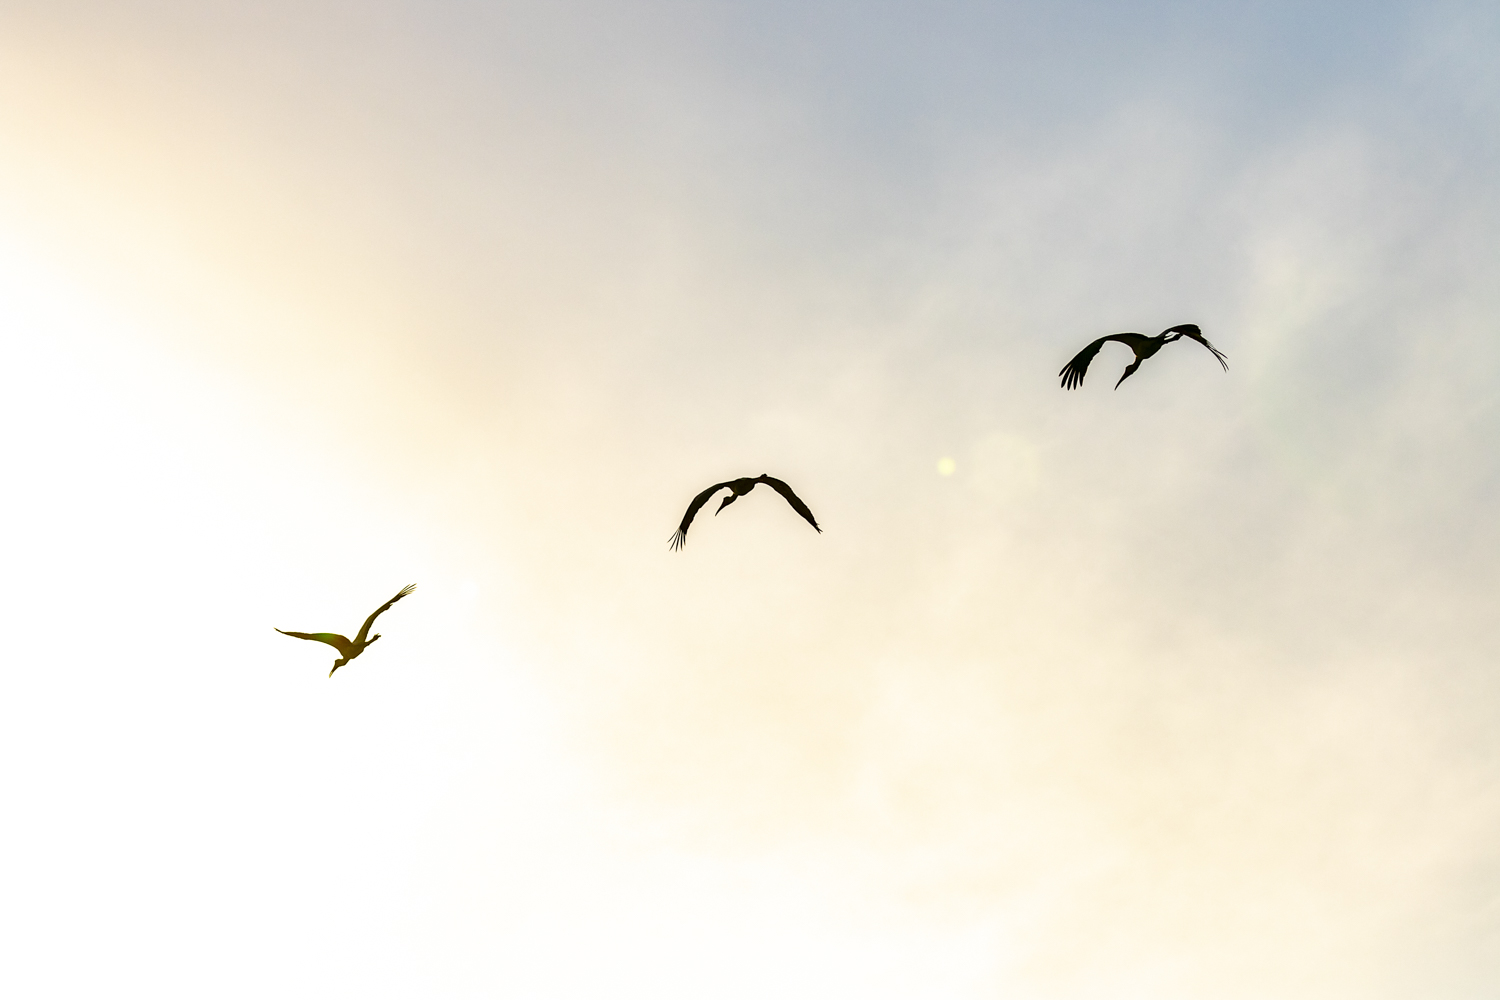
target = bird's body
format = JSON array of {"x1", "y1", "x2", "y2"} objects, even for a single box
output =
[
  {"x1": 1059, "y1": 323, "x2": 1227, "y2": 390},
  {"x1": 277, "y1": 584, "x2": 416, "y2": 676},
  {"x1": 670, "y1": 474, "x2": 821, "y2": 550}
]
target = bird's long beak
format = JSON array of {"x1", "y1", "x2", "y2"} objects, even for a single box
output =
[{"x1": 715, "y1": 495, "x2": 737, "y2": 515}]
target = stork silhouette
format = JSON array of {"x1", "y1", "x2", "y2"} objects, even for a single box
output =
[
  {"x1": 276, "y1": 584, "x2": 416, "y2": 676},
  {"x1": 1059, "y1": 323, "x2": 1227, "y2": 390},
  {"x1": 670, "y1": 475, "x2": 821, "y2": 550}
]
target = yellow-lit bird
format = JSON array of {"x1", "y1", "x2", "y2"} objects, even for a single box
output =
[
  {"x1": 276, "y1": 584, "x2": 416, "y2": 676},
  {"x1": 670, "y1": 475, "x2": 821, "y2": 550},
  {"x1": 1059, "y1": 323, "x2": 1227, "y2": 390}
]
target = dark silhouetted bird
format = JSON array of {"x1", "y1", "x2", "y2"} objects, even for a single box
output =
[
  {"x1": 276, "y1": 584, "x2": 416, "y2": 676},
  {"x1": 1059, "y1": 323, "x2": 1227, "y2": 390},
  {"x1": 670, "y1": 475, "x2": 821, "y2": 550}
]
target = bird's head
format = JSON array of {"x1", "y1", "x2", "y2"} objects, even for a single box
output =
[{"x1": 715, "y1": 494, "x2": 738, "y2": 515}]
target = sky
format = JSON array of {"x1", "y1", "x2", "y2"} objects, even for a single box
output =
[{"x1": 3, "y1": 1, "x2": 1500, "y2": 997}]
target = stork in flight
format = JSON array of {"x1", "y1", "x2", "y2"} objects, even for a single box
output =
[
  {"x1": 276, "y1": 584, "x2": 416, "y2": 676},
  {"x1": 670, "y1": 475, "x2": 821, "y2": 550},
  {"x1": 1059, "y1": 323, "x2": 1227, "y2": 390}
]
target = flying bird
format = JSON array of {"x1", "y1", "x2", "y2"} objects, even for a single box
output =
[
  {"x1": 1059, "y1": 323, "x2": 1228, "y2": 390},
  {"x1": 670, "y1": 475, "x2": 821, "y2": 550},
  {"x1": 276, "y1": 584, "x2": 416, "y2": 676}
]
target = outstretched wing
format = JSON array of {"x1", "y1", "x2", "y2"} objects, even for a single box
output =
[
  {"x1": 1165, "y1": 323, "x2": 1228, "y2": 371},
  {"x1": 1059, "y1": 334, "x2": 1143, "y2": 390},
  {"x1": 670, "y1": 482, "x2": 733, "y2": 551},
  {"x1": 757, "y1": 476, "x2": 822, "y2": 533},
  {"x1": 276, "y1": 629, "x2": 354, "y2": 657},
  {"x1": 352, "y1": 584, "x2": 417, "y2": 645}
]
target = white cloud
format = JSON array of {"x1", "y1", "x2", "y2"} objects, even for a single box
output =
[{"x1": 3, "y1": 3, "x2": 1499, "y2": 996}]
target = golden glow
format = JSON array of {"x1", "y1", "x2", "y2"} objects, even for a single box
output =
[{"x1": 3, "y1": 6, "x2": 1498, "y2": 999}]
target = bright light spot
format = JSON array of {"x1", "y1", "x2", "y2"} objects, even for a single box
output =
[{"x1": 936, "y1": 457, "x2": 956, "y2": 477}]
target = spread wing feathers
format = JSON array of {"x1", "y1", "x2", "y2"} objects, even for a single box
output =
[
  {"x1": 353, "y1": 584, "x2": 417, "y2": 645},
  {"x1": 757, "y1": 476, "x2": 821, "y2": 532},
  {"x1": 276, "y1": 630, "x2": 354, "y2": 657},
  {"x1": 670, "y1": 481, "x2": 734, "y2": 551},
  {"x1": 1167, "y1": 323, "x2": 1228, "y2": 370},
  {"x1": 1059, "y1": 334, "x2": 1148, "y2": 390}
]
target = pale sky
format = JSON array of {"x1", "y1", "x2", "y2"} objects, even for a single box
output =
[{"x1": 4, "y1": 2, "x2": 1500, "y2": 997}]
